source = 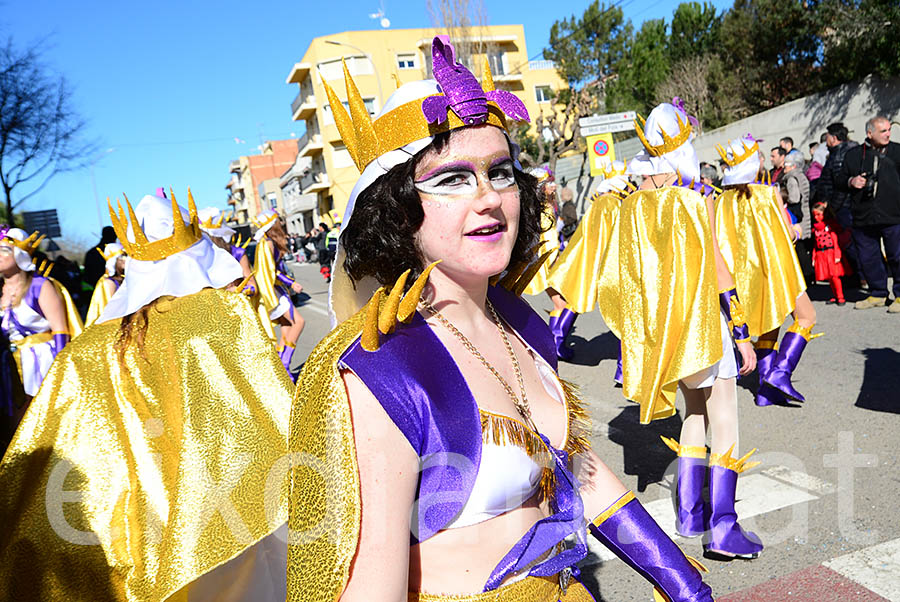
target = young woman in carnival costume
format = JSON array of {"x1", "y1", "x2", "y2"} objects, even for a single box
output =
[
  {"x1": 287, "y1": 36, "x2": 713, "y2": 602},
  {"x1": 547, "y1": 161, "x2": 634, "y2": 384},
  {"x1": 596, "y1": 102, "x2": 764, "y2": 560},
  {"x1": 253, "y1": 209, "x2": 305, "y2": 381},
  {"x1": 520, "y1": 166, "x2": 578, "y2": 360},
  {"x1": 0, "y1": 227, "x2": 82, "y2": 448},
  {"x1": 714, "y1": 135, "x2": 819, "y2": 406},
  {"x1": 0, "y1": 191, "x2": 293, "y2": 600},
  {"x1": 84, "y1": 242, "x2": 127, "y2": 326}
]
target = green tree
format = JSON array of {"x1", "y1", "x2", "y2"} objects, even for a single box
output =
[
  {"x1": 818, "y1": 0, "x2": 900, "y2": 86},
  {"x1": 606, "y1": 19, "x2": 671, "y2": 116},
  {"x1": 668, "y1": 2, "x2": 722, "y2": 62}
]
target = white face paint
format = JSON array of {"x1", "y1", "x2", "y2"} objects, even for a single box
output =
[{"x1": 413, "y1": 157, "x2": 516, "y2": 197}]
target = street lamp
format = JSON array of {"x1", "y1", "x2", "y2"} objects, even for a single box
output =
[
  {"x1": 89, "y1": 147, "x2": 116, "y2": 231},
  {"x1": 324, "y1": 40, "x2": 384, "y2": 109}
]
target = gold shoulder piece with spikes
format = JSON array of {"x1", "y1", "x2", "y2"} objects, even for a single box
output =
[
  {"x1": 634, "y1": 112, "x2": 692, "y2": 157},
  {"x1": 360, "y1": 261, "x2": 440, "y2": 351},
  {"x1": 512, "y1": 249, "x2": 555, "y2": 296},
  {"x1": 108, "y1": 190, "x2": 203, "y2": 262}
]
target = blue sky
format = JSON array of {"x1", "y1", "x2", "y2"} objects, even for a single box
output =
[{"x1": 3, "y1": 0, "x2": 731, "y2": 244}]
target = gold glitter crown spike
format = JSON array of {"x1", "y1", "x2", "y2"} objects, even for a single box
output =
[
  {"x1": 250, "y1": 211, "x2": 279, "y2": 231},
  {"x1": 633, "y1": 112, "x2": 693, "y2": 157},
  {"x1": 107, "y1": 191, "x2": 203, "y2": 262},
  {"x1": 318, "y1": 52, "x2": 513, "y2": 175},
  {"x1": 96, "y1": 245, "x2": 124, "y2": 262},
  {"x1": 3, "y1": 230, "x2": 46, "y2": 255},
  {"x1": 715, "y1": 138, "x2": 760, "y2": 168}
]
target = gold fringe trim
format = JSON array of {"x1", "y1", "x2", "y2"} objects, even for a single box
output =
[
  {"x1": 559, "y1": 379, "x2": 592, "y2": 457},
  {"x1": 480, "y1": 410, "x2": 556, "y2": 501},
  {"x1": 709, "y1": 444, "x2": 761, "y2": 474}
]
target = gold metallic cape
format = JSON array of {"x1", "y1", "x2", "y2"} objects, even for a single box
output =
[
  {"x1": 254, "y1": 234, "x2": 281, "y2": 316},
  {"x1": 547, "y1": 192, "x2": 622, "y2": 314},
  {"x1": 715, "y1": 184, "x2": 805, "y2": 336},
  {"x1": 85, "y1": 275, "x2": 117, "y2": 327},
  {"x1": 596, "y1": 187, "x2": 721, "y2": 423},
  {"x1": 0, "y1": 289, "x2": 292, "y2": 601},
  {"x1": 48, "y1": 275, "x2": 84, "y2": 337},
  {"x1": 522, "y1": 206, "x2": 560, "y2": 296},
  {"x1": 286, "y1": 306, "x2": 365, "y2": 602}
]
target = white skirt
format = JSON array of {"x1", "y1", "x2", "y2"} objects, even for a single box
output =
[{"x1": 680, "y1": 310, "x2": 739, "y2": 389}]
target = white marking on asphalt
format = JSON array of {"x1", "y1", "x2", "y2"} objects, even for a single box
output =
[
  {"x1": 762, "y1": 465, "x2": 837, "y2": 495},
  {"x1": 585, "y1": 473, "x2": 823, "y2": 564},
  {"x1": 824, "y1": 538, "x2": 900, "y2": 601},
  {"x1": 296, "y1": 298, "x2": 330, "y2": 317}
]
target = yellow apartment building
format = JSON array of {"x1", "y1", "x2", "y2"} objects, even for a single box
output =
[{"x1": 284, "y1": 24, "x2": 568, "y2": 221}]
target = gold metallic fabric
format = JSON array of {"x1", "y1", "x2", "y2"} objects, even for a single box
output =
[
  {"x1": 596, "y1": 187, "x2": 721, "y2": 424},
  {"x1": 547, "y1": 192, "x2": 621, "y2": 314},
  {"x1": 85, "y1": 275, "x2": 117, "y2": 327},
  {"x1": 715, "y1": 185, "x2": 805, "y2": 337},
  {"x1": 253, "y1": 234, "x2": 281, "y2": 317},
  {"x1": 287, "y1": 305, "x2": 367, "y2": 602},
  {"x1": 522, "y1": 207, "x2": 561, "y2": 296},
  {"x1": 0, "y1": 289, "x2": 292, "y2": 601},
  {"x1": 49, "y1": 276, "x2": 84, "y2": 337},
  {"x1": 410, "y1": 576, "x2": 595, "y2": 602}
]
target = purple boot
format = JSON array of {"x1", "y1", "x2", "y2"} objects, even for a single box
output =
[
  {"x1": 278, "y1": 343, "x2": 297, "y2": 383},
  {"x1": 705, "y1": 450, "x2": 763, "y2": 560},
  {"x1": 661, "y1": 437, "x2": 707, "y2": 537},
  {"x1": 614, "y1": 340, "x2": 623, "y2": 386},
  {"x1": 754, "y1": 346, "x2": 786, "y2": 407},
  {"x1": 764, "y1": 323, "x2": 819, "y2": 403},
  {"x1": 551, "y1": 308, "x2": 577, "y2": 361},
  {"x1": 590, "y1": 492, "x2": 714, "y2": 601}
]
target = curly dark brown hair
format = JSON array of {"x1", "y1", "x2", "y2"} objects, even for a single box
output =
[{"x1": 342, "y1": 131, "x2": 547, "y2": 289}]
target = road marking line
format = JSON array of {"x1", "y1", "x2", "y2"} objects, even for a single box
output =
[
  {"x1": 585, "y1": 473, "x2": 822, "y2": 564},
  {"x1": 296, "y1": 301, "x2": 329, "y2": 317},
  {"x1": 762, "y1": 465, "x2": 837, "y2": 494},
  {"x1": 824, "y1": 538, "x2": 900, "y2": 601}
]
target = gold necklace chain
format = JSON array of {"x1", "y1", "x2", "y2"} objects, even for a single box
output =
[{"x1": 421, "y1": 299, "x2": 536, "y2": 428}]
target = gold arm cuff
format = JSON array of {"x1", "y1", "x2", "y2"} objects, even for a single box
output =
[{"x1": 591, "y1": 491, "x2": 635, "y2": 528}]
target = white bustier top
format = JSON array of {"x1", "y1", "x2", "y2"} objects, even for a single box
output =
[{"x1": 444, "y1": 354, "x2": 569, "y2": 529}]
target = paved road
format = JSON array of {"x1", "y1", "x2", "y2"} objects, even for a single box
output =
[{"x1": 288, "y1": 261, "x2": 900, "y2": 601}]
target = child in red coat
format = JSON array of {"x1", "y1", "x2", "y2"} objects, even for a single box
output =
[{"x1": 812, "y1": 202, "x2": 849, "y2": 305}]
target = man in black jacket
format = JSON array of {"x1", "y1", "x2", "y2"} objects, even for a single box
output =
[
  {"x1": 838, "y1": 116, "x2": 900, "y2": 311},
  {"x1": 818, "y1": 122, "x2": 860, "y2": 279}
]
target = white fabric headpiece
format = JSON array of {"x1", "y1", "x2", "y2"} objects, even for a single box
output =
[
  {"x1": 628, "y1": 103, "x2": 700, "y2": 183},
  {"x1": 198, "y1": 207, "x2": 237, "y2": 240},
  {"x1": 97, "y1": 194, "x2": 242, "y2": 323},
  {"x1": 103, "y1": 242, "x2": 126, "y2": 276},
  {"x1": 252, "y1": 209, "x2": 280, "y2": 241},
  {"x1": 2, "y1": 228, "x2": 37, "y2": 272},
  {"x1": 721, "y1": 134, "x2": 764, "y2": 186}
]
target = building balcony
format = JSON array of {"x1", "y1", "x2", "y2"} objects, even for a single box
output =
[
  {"x1": 286, "y1": 62, "x2": 311, "y2": 84},
  {"x1": 301, "y1": 170, "x2": 330, "y2": 194},
  {"x1": 284, "y1": 192, "x2": 318, "y2": 215},
  {"x1": 226, "y1": 175, "x2": 240, "y2": 190},
  {"x1": 228, "y1": 160, "x2": 241, "y2": 173},
  {"x1": 493, "y1": 73, "x2": 523, "y2": 83},
  {"x1": 528, "y1": 60, "x2": 556, "y2": 71},
  {"x1": 298, "y1": 132, "x2": 323, "y2": 157},
  {"x1": 291, "y1": 91, "x2": 317, "y2": 121}
]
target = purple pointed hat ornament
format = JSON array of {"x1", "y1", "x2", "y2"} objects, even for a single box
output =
[
  {"x1": 671, "y1": 97, "x2": 700, "y2": 131},
  {"x1": 422, "y1": 35, "x2": 529, "y2": 127}
]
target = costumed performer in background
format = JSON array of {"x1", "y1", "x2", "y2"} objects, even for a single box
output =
[
  {"x1": 287, "y1": 36, "x2": 713, "y2": 602},
  {"x1": 198, "y1": 205, "x2": 255, "y2": 290},
  {"x1": 547, "y1": 160, "x2": 632, "y2": 384},
  {"x1": 521, "y1": 166, "x2": 578, "y2": 360},
  {"x1": 811, "y1": 201, "x2": 849, "y2": 305},
  {"x1": 253, "y1": 209, "x2": 304, "y2": 381},
  {"x1": 0, "y1": 190, "x2": 293, "y2": 601},
  {"x1": 0, "y1": 227, "x2": 82, "y2": 453},
  {"x1": 84, "y1": 242, "x2": 126, "y2": 326},
  {"x1": 714, "y1": 135, "x2": 818, "y2": 407},
  {"x1": 596, "y1": 102, "x2": 763, "y2": 560}
]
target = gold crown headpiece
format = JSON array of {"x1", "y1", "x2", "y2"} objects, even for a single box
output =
[
  {"x1": 715, "y1": 138, "x2": 760, "y2": 168},
  {"x1": 600, "y1": 162, "x2": 627, "y2": 180},
  {"x1": 320, "y1": 57, "x2": 510, "y2": 174},
  {"x1": 97, "y1": 245, "x2": 125, "y2": 262},
  {"x1": 107, "y1": 188, "x2": 202, "y2": 262},
  {"x1": 0, "y1": 231, "x2": 45, "y2": 255},
  {"x1": 200, "y1": 208, "x2": 233, "y2": 230},
  {"x1": 633, "y1": 112, "x2": 693, "y2": 157},
  {"x1": 250, "y1": 211, "x2": 279, "y2": 231}
]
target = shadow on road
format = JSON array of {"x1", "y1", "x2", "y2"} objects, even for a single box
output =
[
  {"x1": 607, "y1": 405, "x2": 682, "y2": 492},
  {"x1": 565, "y1": 330, "x2": 619, "y2": 368},
  {"x1": 855, "y1": 347, "x2": 900, "y2": 414}
]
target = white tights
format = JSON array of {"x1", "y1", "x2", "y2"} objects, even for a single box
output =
[{"x1": 678, "y1": 377, "x2": 739, "y2": 457}]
